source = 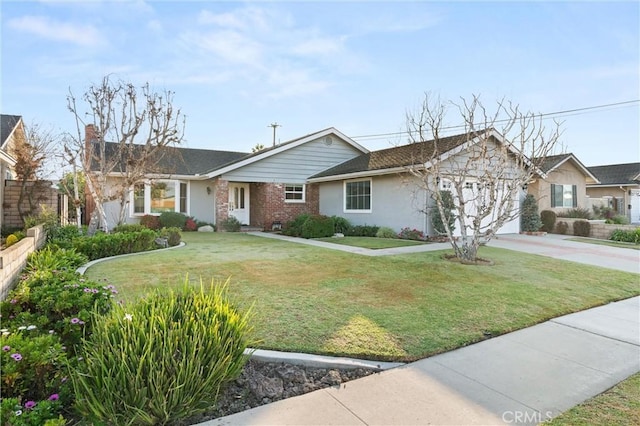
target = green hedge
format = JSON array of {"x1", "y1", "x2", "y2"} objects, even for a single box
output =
[
  {"x1": 301, "y1": 215, "x2": 334, "y2": 238},
  {"x1": 70, "y1": 229, "x2": 158, "y2": 260}
]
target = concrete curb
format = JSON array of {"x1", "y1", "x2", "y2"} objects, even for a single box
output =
[
  {"x1": 76, "y1": 242, "x2": 186, "y2": 275},
  {"x1": 245, "y1": 348, "x2": 404, "y2": 371}
]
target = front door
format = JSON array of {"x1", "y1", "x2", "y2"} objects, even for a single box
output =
[{"x1": 228, "y1": 183, "x2": 250, "y2": 225}]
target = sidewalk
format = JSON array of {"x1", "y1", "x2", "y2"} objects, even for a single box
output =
[{"x1": 202, "y1": 296, "x2": 640, "y2": 426}]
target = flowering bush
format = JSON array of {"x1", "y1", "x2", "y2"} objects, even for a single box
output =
[
  {"x1": 140, "y1": 214, "x2": 161, "y2": 230},
  {"x1": 398, "y1": 227, "x2": 426, "y2": 241},
  {"x1": 70, "y1": 279, "x2": 254, "y2": 424},
  {"x1": 0, "y1": 397, "x2": 65, "y2": 426},
  {"x1": 0, "y1": 330, "x2": 69, "y2": 403},
  {"x1": 184, "y1": 217, "x2": 198, "y2": 231}
]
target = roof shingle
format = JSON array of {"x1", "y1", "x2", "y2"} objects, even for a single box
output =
[{"x1": 588, "y1": 163, "x2": 640, "y2": 185}]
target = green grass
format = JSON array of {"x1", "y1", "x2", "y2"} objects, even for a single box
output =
[
  {"x1": 87, "y1": 232, "x2": 640, "y2": 362},
  {"x1": 546, "y1": 373, "x2": 640, "y2": 425},
  {"x1": 567, "y1": 237, "x2": 640, "y2": 250},
  {"x1": 314, "y1": 236, "x2": 427, "y2": 249}
]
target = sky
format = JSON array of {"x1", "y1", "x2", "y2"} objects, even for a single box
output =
[{"x1": 1, "y1": 0, "x2": 639, "y2": 171}]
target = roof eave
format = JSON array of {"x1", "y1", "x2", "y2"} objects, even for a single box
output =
[{"x1": 308, "y1": 166, "x2": 418, "y2": 183}]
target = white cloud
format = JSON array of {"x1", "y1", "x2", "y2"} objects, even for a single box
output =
[
  {"x1": 181, "y1": 30, "x2": 264, "y2": 66},
  {"x1": 7, "y1": 15, "x2": 105, "y2": 47},
  {"x1": 291, "y1": 37, "x2": 345, "y2": 56}
]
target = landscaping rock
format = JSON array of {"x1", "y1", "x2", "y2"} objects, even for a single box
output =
[
  {"x1": 198, "y1": 225, "x2": 214, "y2": 232},
  {"x1": 181, "y1": 360, "x2": 377, "y2": 425},
  {"x1": 332, "y1": 233, "x2": 344, "y2": 238}
]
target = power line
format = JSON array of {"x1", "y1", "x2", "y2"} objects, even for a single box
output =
[{"x1": 351, "y1": 99, "x2": 640, "y2": 142}]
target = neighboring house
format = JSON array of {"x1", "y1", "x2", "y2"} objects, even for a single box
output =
[
  {"x1": 527, "y1": 153, "x2": 599, "y2": 214},
  {"x1": 92, "y1": 126, "x2": 527, "y2": 235},
  {"x1": 587, "y1": 162, "x2": 640, "y2": 223},
  {"x1": 308, "y1": 129, "x2": 524, "y2": 236},
  {"x1": 88, "y1": 126, "x2": 368, "y2": 230},
  {"x1": 0, "y1": 115, "x2": 22, "y2": 231}
]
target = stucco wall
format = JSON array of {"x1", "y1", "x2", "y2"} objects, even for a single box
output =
[{"x1": 1, "y1": 225, "x2": 46, "y2": 300}]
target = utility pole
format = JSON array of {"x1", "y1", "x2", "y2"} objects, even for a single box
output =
[{"x1": 268, "y1": 122, "x2": 281, "y2": 147}]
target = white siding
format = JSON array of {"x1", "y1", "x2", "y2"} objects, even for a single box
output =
[{"x1": 223, "y1": 137, "x2": 362, "y2": 183}]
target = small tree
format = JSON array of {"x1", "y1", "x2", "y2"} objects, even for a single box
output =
[
  {"x1": 251, "y1": 143, "x2": 265, "y2": 153},
  {"x1": 10, "y1": 122, "x2": 58, "y2": 222},
  {"x1": 520, "y1": 194, "x2": 542, "y2": 232},
  {"x1": 405, "y1": 94, "x2": 560, "y2": 262},
  {"x1": 431, "y1": 190, "x2": 456, "y2": 234},
  {"x1": 67, "y1": 76, "x2": 185, "y2": 231}
]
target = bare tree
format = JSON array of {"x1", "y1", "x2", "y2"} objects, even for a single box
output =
[
  {"x1": 405, "y1": 94, "x2": 560, "y2": 263},
  {"x1": 58, "y1": 137, "x2": 85, "y2": 228},
  {"x1": 10, "y1": 122, "x2": 58, "y2": 222},
  {"x1": 67, "y1": 76, "x2": 185, "y2": 231}
]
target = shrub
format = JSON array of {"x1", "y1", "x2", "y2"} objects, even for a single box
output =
[
  {"x1": 431, "y1": 190, "x2": 457, "y2": 234},
  {"x1": 5, "y1": 234, "x2": 19, "y2": 247},
  {"x1": 1, "y1": 397, "x2": 66, "y2": 426},
  {"x1": 556, "y1": 221, "x2": 569, "y2": 235},
  {"x1": 605, "y1": 215, "x2": 629, "y2": 225},
  {"x1": 159, "y1": 211, "x2": 188, "y2": 229},
  {"x1": 559, "y1": 207, "x2": 592, "y2": 219},
  {"x1": 610, "y1": 228, "x2": 640, "y2": 244},
  {"x1": 301, "y1": 215, "x2": 334, "y2": 238},
  {"x1": 283, "y1": 214, "x2": 311, "y2": 237},
  {"x1": 159, "y1": 227, "x2": 182, "y2": 246},
  {"x1": 376, "y1": 226, "x2": 397, "y2": 239},
  {"x1": 25, "y1": 247, "x2": 88, "y2": 274},
  {"x1": 48, "y1": 224, "x2": 84, "y2": 245},
  {"x1": 573, "y1": 220, "x2": 591, "y2": 237},
  {"x1": 220, "y1": 216, "x2": 242, "y2": 232},
  {"x1": 70, "y1": 280, "x2": 253, "y2": 425},
  {"x1": 0, "y1": 330, "x2": 68, "y2": 402},
  {"x1": 592, "y1": 205, "x2": 614, "y2": 220},
  {"x1": 70, "y1": 229, "x2": 157, "y2": 260},
  {"x1": 540, "y1": 210, "x2": 557, "y2": 233},
  {"x1": 112, "y1": 223, "x2": 146, "y2": 233},
  {"x1": 346, "y1": 225, "x2": 379, "y2": 237},
  {"x1": 1, "y1": 270, "x2": 115, "y2": 352},
  {"x1": 140, "y1": 214, "x2": 161, "y2": 230},
  {"x1": 331, "y1": 216, "x2": 351, "y2": 235},
  {"x1": 520, "y1": 194, "x2": 542, "y2": 232},
  {"x1": 398, "y1": 227, "x2": 426, "y2": 241},
  {"x1": 184, "y1": 217, "x2": 198, "y2": 231}
]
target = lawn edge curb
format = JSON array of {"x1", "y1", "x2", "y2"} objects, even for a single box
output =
[
  {"x1": 76, "y1": 242, "x2": 186, "y2": 275},
  {"x1": 245, "y1": 348, "x2": 404, "y2": 371}
]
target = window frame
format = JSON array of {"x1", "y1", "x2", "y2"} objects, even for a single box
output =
[
  {"x1": 130, "y1": 180, "x2": 189, "y2": 217},
  {"x1": 550, "y1": 183, "x2": 577, "y2": 208},
  {"x1": 284, "y1": 184, "x2": 306, "y2": 203},
  {"x1": 343, "y1": 178, "x2": 372, "y2": 213}
]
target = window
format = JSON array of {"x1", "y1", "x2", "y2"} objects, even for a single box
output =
[
  {"x1": 133, "y1": 184, "x2": 145, "y2": 214},
  {"x1": 179, "y1": 183, "x2": 187, "y2": 213},
  {"x1": 551, "y1": 184, "x2": 577, "y2": 208},
  {"x1": 344, "y1": 179, "x2": 371, "y2": 212},
  {"x1": 131, "y1": 180, "x2": 188, "y2": 216},
  {"x1": 285, "y1": 184, "x2": 305, "y2": 202}
]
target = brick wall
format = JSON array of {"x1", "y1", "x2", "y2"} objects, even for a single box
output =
[
  {"x1": 554, "y1": 218, "x2": 638, "y2": 239},
  {"x1": 214, "y1": 178, "x2": 229, "y2": 230},
  {"x1": 0, "y1": 225, "x2": 46, "y2": 300},
  {"x1": 3, "y1": 180, "x2": 59, "y2": 228},
  {"x1": 250, "y1": 182, "x2": 320, "y2": 229}
]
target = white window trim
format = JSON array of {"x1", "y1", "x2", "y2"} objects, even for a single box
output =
[
  {"x1": 130, "y1": 180, "x2": 189, "y2": 217},
  {"x1": 343, "y1": 178, "x2": 372, "y2": 213},
  {"x1": 284, "y1": 183, "x2": 306, "y2": 203}
]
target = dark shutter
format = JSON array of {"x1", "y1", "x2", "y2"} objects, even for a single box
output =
[
  {"x1": 550, "y1": 184, "x2": 556, "y2": 207},
  {"x1": 572, "y1": 185, "x2": 577, "y2": 208}
]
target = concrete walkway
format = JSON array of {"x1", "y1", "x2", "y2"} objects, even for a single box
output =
[
  {"x1": 203, "y1": 296, "x2": 640, "y2": 426},
  {"x1": 200, "y1": 233, "x2": 640, "y2": 425}
]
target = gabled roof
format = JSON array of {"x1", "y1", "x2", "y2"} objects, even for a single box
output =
[
  {"x1": 309, "y1": 129, "x2": 497, "y2": 181},
  {"x1": 1, "y1": 114, "x2": 22, "y2": 148},
  {"x1": 205, "y1": 127, "x2": 368, "y2": 177},
  {"x1": 588, "y1": 162, "x2": 640, "y2": 186},
  {"x1": 536, "y1": 153, "x2": 600, "y2": 184}
]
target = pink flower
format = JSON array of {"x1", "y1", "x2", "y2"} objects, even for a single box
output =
[
  {"x1": 24, "y1": 401, "x2": 36, "y2": 409},
  {"x1": 2, "y1": 345, "x2": 10, "y2": 352},
  {"x1": 48, "y1": 393, "x2": 59, "y2": 401},
  {"x1": 11, "y1": 353, "x2": 22, "y2": 361}
]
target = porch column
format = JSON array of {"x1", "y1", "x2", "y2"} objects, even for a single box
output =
[{"x1": 214, "y1": 178, "x2": 229, "y2": 231}]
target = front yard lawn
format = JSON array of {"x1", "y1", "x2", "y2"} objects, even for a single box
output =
[
  {"x1": 546, "y1": 373, "x2": 640, "y2": 425},
  {"x1": 86, "y1": 232, "x2": 640, "y2": 362},
  {"x1": 314, "y1": 236, "x2": 427, "y2": 249},
  {"x1": 568, "y1": 237, "x2": 640, "y2": 250}
]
